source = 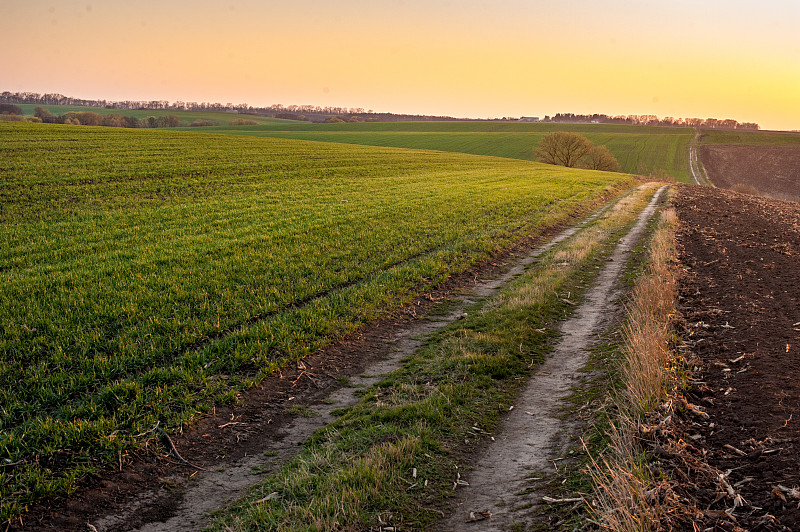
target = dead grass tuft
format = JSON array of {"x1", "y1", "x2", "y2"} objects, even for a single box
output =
[
  {"x1": 588, "y1": 206, "x2": 682, "y2": 530},
  {"x1": 620, "y1": 206, "x2": 678, "y2": 413}
]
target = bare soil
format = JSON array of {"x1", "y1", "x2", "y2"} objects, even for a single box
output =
[
  {"x1": 669, "y1": 185, "x2": 800, "y2": 530},
  {"x1": 698, "y1": 145, "x2": 800, "y2": 202}
]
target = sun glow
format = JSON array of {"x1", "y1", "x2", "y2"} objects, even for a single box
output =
[{"x1": 2, "y1": 0, "x2": 798, "y2": 130}]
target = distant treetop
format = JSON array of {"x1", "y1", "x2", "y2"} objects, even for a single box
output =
[
  {"x1": 0, "y1": 91, "x2": 761, "y2": 129},
  {"x1": 542, "y1": 112, "x2": 759, "y2": 130}
]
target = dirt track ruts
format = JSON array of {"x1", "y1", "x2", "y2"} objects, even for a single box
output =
[
  {"x1": 113, "y1": 193, "x2": 643, "y2": 532},
  {"x1": 17, "y1": 188, "x2": 635, "y2": 532},
  {"x1": 442, "y1": 186, "x2": 667, "y2": 530}
]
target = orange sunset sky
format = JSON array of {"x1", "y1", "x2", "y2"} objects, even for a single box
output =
[{"x1": 2, "y1": 0, "x2": 799, "y2": 131}]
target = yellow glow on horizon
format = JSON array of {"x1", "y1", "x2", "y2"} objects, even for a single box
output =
[{"x1": 2, "y1": 0, "x2": 798, "y2": 130}]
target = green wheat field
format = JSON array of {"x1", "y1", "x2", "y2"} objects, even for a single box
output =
[
  {"x1": 0, "y1": 121, "x2": 632, "y2": 519},
  {"x1": 195, "y1": 121, "x2": 693, "y2": 181}
]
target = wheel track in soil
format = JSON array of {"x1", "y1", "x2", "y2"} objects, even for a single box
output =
[
  {"x1": 85, "y1": 190, "x2": 647, "y2": 532},
  {"x1": 689, "y1": 129, "x2": 712, "y2": 187},
  {"x1": 441, "y1": 185, "x2": 667, "y2": 531},
  {"x1": 15, "y1": 186, "x2": 646, "y2": 532}
]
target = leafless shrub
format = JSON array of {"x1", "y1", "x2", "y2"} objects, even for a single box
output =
[
  {"x1": 534, "y1": 131, "x2": 593, "y2": 167},
  {"x1": 535, "y1": 132, "x2": 621, "y2": 171},
  {"x1": 583, "y1": 144, "x2": 622, "y2": 172}
]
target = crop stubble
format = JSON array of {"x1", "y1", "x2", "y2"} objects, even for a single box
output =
[{"x1": 672, "y1": 185, "x2": 800, "y2": 530}]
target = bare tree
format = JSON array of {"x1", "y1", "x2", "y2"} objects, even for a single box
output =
[
  {"x1": 582, "y1": 144, "x2": 620, "y2": 172},
  {"x1": 534, "y1": 132, "x2": 592, "y2": 167}
]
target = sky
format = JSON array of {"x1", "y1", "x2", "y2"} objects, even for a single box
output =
[{"x1": 2, "y1": 0, "x2": 799, "y2": 130}]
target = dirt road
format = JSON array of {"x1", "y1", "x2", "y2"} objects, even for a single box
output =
[
  {"x1": 18, "y1": 189, "x2": 635, "y2": 531},
  {"x1": 689, "y1": 130, "x2": 712, "y2": 186},
  {"x1": 441, "y1": 186, "x2": 667, "y2": 530}
]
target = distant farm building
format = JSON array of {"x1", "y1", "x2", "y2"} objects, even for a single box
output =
[{"x1": 518, "y1": 116, "x2": 540, "y2": 122}]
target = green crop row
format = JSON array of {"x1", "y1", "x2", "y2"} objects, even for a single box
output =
[
  {"x1": 192, "y1": 121, "x2": 693, "y2": 182},
  {"x1": 0, "y1": 122, "x2": 632, "y2": 519}
]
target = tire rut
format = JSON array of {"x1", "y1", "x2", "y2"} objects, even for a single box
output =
[
  {"x1": 91, "y1": 195, "x2": 632, "y2": 532},
  {"x1": 441, "y1": 185, "x2": 667, "y2": 531}
]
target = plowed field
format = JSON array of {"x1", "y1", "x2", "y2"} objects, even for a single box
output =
[
  {"x1": 674, "y1": 185, "x2": 800, "y2": 530},
  {"x1": 698, "y1": 145, "x2": 800, "y2": 202}
]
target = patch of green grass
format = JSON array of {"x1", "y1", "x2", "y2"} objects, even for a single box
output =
[
  {"x1": 190, "y1": 121, "x2": 693, "y2": 181},
  {"x1": 286, "y1": 405, "x2": 318, "y2": 418},
  {"x1": 425, "y1": 297, "x2": 463, "y2": 317},
  {"x1": 207, "y1": 184, "x2": 661, "y2": 531},
  {"x1": 335, "y1": 377, "x2": 352, "y2": 387},
  {"x1": 0, "y1": 121, "x2": 632, "y2": 520}
]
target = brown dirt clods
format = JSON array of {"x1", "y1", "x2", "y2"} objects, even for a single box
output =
[{"x1": 671, "y1": 185, "x2": 800, "y2": 530}]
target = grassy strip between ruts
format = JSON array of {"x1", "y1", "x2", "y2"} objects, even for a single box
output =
[
  {"x1": 583, "y1": 195, "x2": 681, "y2": 530},
  {"x1": 207, "y1": 183, "x2": 663, "y2": 531}
]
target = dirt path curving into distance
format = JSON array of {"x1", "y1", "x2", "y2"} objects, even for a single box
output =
[
  {"x1": 689, "y1": 129, "x2": 712, "y2": 187},
  {"x1": 441, "y1": 186, "x2": 667, "y2": 530},
  {"x1": 113, "y1": 193, "x2": 654, "y2": 532},
  {"x1": 18, "y1": 189, "x2": 632, "y2": 532}
]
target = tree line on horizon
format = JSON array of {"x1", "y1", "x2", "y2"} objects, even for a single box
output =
[
  {"x1": 542, "y1": 112, "x2": 759, "y2": 130},
  {"x1": 0, "y1": 104, "x2": 262, "y2": 128},
  {"x1": 0, "y1": 91, "x2": 465, "y2": 123},
  {"x1": 1, "y1": 91, "x2": 760, "y2": 129}
]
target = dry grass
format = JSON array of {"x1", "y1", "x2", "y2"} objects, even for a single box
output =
[
  {"x1": 621, "y1": 207, "x2": 677, "y2": 412},
  {"x1": 504, "y1": 185, "x2": 659, "y2": 312},
  {"x1": 587, "y1": 206, "x2": 681, "y2": 531}
]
